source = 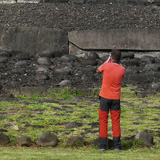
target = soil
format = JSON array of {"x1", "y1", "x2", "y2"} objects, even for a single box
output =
[{"x1": 0, "y1": 3, "x2": 160, "y2": 31}]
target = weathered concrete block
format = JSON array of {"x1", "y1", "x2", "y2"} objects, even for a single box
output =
[
  {"x1": 17, "y1": 0, "x2": 68, "y2": 3},
  {"x1": 0, "y1": 26, "x2": 69, "y2": 57},
  {"x1": 0, "y1": 0, "x2": 16, "y2": 4},
  {"x1": 68, "y1": 29, "x2": 160, "y2": 51}
]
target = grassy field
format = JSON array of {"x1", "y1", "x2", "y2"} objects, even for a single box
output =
[
  {"x1": 0, "y1": 147, "x2": 160, "y2": 160},
  {"x1": 0, "y1": 86, "x2": 159, "y2": 159}
]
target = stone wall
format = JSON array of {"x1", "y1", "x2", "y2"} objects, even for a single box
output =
[
  {"x1": 69, "y1": 29, "x2": 160, "y2": 51},
  {"x1": 0, "y1": 0, "x2": 160, "y2": 5},
  {"x1": 0, "y1": 26, "x2": 69, "y2": 57},
  {"x1": 1, "y1": 26, "x2": 160, "y2": 55}
]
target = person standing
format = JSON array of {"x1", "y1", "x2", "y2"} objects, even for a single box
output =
[{"x1": 96, "y1": 50, "x2": 125, "y2": 151}]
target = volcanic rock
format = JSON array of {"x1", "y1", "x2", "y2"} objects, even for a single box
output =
[
  {"x1": 81, "y1": 59, "x2": 98, "y2": 66},
  {"x1": 61, "y1": 54, "x2": 77, "y2": 62},
  {"x1": 37, "y1": 57, "x2": 52, "y2": 66},
  {"x1": 0, "y1": 133, "x2": 10, "y2": 146},
  {"x1": 135, "y1": 131, "x2": 154, "y2": 147},
  {"x1": 140, "y1": 56, "x2": 155, "y2": 64},
  {"x1": 38, "y1": 132, "x2": 58, "y2": 147},
  {"x1": 16, "y1": 136, "x2": 32, "y2": 147}
]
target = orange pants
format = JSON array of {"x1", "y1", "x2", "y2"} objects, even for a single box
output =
[{"x1": 99, "y1": 97, "x2": 121, "y2": 138}]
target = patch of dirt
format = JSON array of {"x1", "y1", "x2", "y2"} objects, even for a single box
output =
[{"x1": 0, "y1": 3, "x2": 160, "y2": 31}]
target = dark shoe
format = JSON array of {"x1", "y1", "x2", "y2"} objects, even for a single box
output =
[
  {"x1": 114, "y1": 147, "x2": 123, "y2": 151},
  {"x1": 98, "y1": 137, "x2": 107, "y2": 151},
  {"x1": 97, "y1": 147, "x2": 106, "y2": 151}
]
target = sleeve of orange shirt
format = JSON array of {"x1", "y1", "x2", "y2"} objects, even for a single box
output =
[{"x1": 97, "y1": 61, "x2": 108, "y2": 73}]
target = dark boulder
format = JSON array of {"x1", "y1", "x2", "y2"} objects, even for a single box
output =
[
  {"x1": 16, "y1": 52, "x2": 32, "y2": 60},
  {"x1": 140, "y1": 56, "x2": 155, "y2": 64},
  {"x1": 121, "y1": 52, "x2": 134, "y2": 59},
  {"x1": 37, "y1": 57, "x2": 52, "y2": 66},
  {"x1": 84, "y1": 52, "x2": 100, "y2": 59},
  {"x1": 144, "y1": 63, "x2": 160, "y2": 71},
  {"x1": 0, "y1": 57, "x2": 8, "y2": 63},
  {"x1": 38, "y1": 50, "x2": 54, "y2": 58},
  {"x1": 79, "y1": 67, "x2": 96, "y2": 75},
  {"x1": 0, "y1": 133, "x2": 10, "y2": 146},
  {"x1": 81, "y1": 59, "x2": 98, "y2": 66},
  {"x1": 16, "y1": 136, "x2": 32, "y2": 147},
  {"x1": 54, "y1": 68, "x2": 71, "y2": 75},
  {"x1": 61, "y1": 54, "x2": 77, "y2": 62},
  {"x1": 36, "y1": 66, "x2": 49, "y2": 74},
  {"x1": 0, "y1": 50, "x2": 12, "y2": 57},
  {"x1": 36, "y1": 74, "x2": 49, "y2": 81},
  {"x1": 121, "y1": 59, "x2": 139, "y2": 67},
  {"x1": 38, "y1": 132, "x2": 58, "y2": 147},
  {"x1": 135, "y1": 131, "x2": 154, "y2": 147},
  {"x1": 15, "y1": 60, "x2": 29, "y2": 67}
]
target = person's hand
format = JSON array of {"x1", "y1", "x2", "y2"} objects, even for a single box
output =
[{"x1": 106, "y1": 54, "x2": 111, "y2": 62}]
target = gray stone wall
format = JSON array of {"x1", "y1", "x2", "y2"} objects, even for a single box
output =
[
  {"x1": 0, "y1": 26, "x2": 69, "y2": 57},
  {"x1": 0, "y1": 0, "x2": 160, "y2": 4},
  {"x1": 69, "y1": 29, "x2": 160, "y2": 51}
]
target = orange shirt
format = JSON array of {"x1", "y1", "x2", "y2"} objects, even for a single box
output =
[{"x1": 98, "y1": 62, "x2": 125, "y2": 100}]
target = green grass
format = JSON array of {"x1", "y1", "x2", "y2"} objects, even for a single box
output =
[
  {"x1": 0, "y1": 86, "x2": 160, "y2": 159},
  {"x1": 0, "y1": 147, "x2": 159, "y2": 160}
]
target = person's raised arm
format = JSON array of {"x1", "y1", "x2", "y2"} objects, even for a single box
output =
[{"x1": 96, "y1": 54, "x2": 111, "y2": 73}]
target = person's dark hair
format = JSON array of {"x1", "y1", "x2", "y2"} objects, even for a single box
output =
[{"x1": 111, "y1": 49, "x2": 121, "y2": 63}]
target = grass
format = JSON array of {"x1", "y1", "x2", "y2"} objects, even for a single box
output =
[
  {"x1": 0, "y1": 86, "x2": 159, "y2": 159},
  {"x1": 0, "y1": 147, "x2": 159, "y2": 160}
]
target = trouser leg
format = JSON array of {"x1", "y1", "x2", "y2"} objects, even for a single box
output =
[
  {"x1": 111, "y1": 110, "x2": 121, "y2": 149},
  {"x1": 99, "y1": 107, "x2": 109, "y2": 149}
]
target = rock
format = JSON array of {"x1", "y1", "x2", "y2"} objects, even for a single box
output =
[
  {"x1": 0, "y1": 56, "x2": 8, "y2": 63},
  {"x1": 38, "y1": 132, "x2": 58, "y2": 147},
  {"x1": 121, "y1": 59, "x2": 139, "y2": 67},
  {"x1": 38, "y1": 50, "x2": 54, "y2": 58},
  {"x1": 58, "y1": 80, "x2": 71, "y2": 87},
  {"x1": 37, "y1": 57, "x2": 52, "y2": 66},
  {"x1": 129, "y1": 75, "x2": 150, "y2": 84},
  {"x1": 16, "y1": 136, "x2": 32, "y2": 147},
  {"x1": 12, "y1": 68, "x2": 26, "y2": 74},
  {"x1": 64, "y1": 122, "x2": 83, "y2": 129},
  {"x1": 140, "y1": 56, "x2": 155, "y2": 64},
  {"x1": 36, "y1": 74, "x2": 49, "y2": 81},
  {"x1": 15, "y1": 60, "x2": 29, "y2": 67},
  {"x1": 36, "y1": 66, "x2": 49, "y2": 74},
  {"x1": 61, "y1": 54, "x2": 77, "y2": 62},
  {"x1": 81, "y1": 74, "x2": 97, "y2": 82},
  {"x1": 135, "y1": 131, "x2": 154, "y2": 147},
  {"x1": 84, "y1": 52, "x2": 100, "y2": 59},
  {"x1": 54, "y1": 68, "x2": 71, "y2": 75},
  {"x1": 79, "y1": 67, "x2": 96, "y2": 75},
  {"x1": 121, "y1": 52, "x2": 134, "y2": 59},
  {"x1": 151, "y1": 82, "x2": 160, "y2": 90},
  {"x1": 0, "y1": 50, "x2": 11, "y2": 57},
  {"x1": 67, "y1": 136, "x2": 85, "y2": 146},
  {"x1": 16, "y1": 52, "x2": 32, "y2": 60},
  {"x1": 10, "y1": 81, "x2": 21, "y2": 88},
  {"x1": 0, "y1": 133, "x2": 10, "y2": 146},
  {"x1": 81, "y1": 59, "x2": 98, "y2": 66},
  {"x1": 125, "y1": 67, "x2": 139, "y2": 75},
  {"x1": 144, "y1": 63, "x2": 160, "y2": 71}
]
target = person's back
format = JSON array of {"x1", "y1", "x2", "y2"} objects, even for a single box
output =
[{"x1": 99, "y1": 62, "x2": 125, "y2": 100}]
